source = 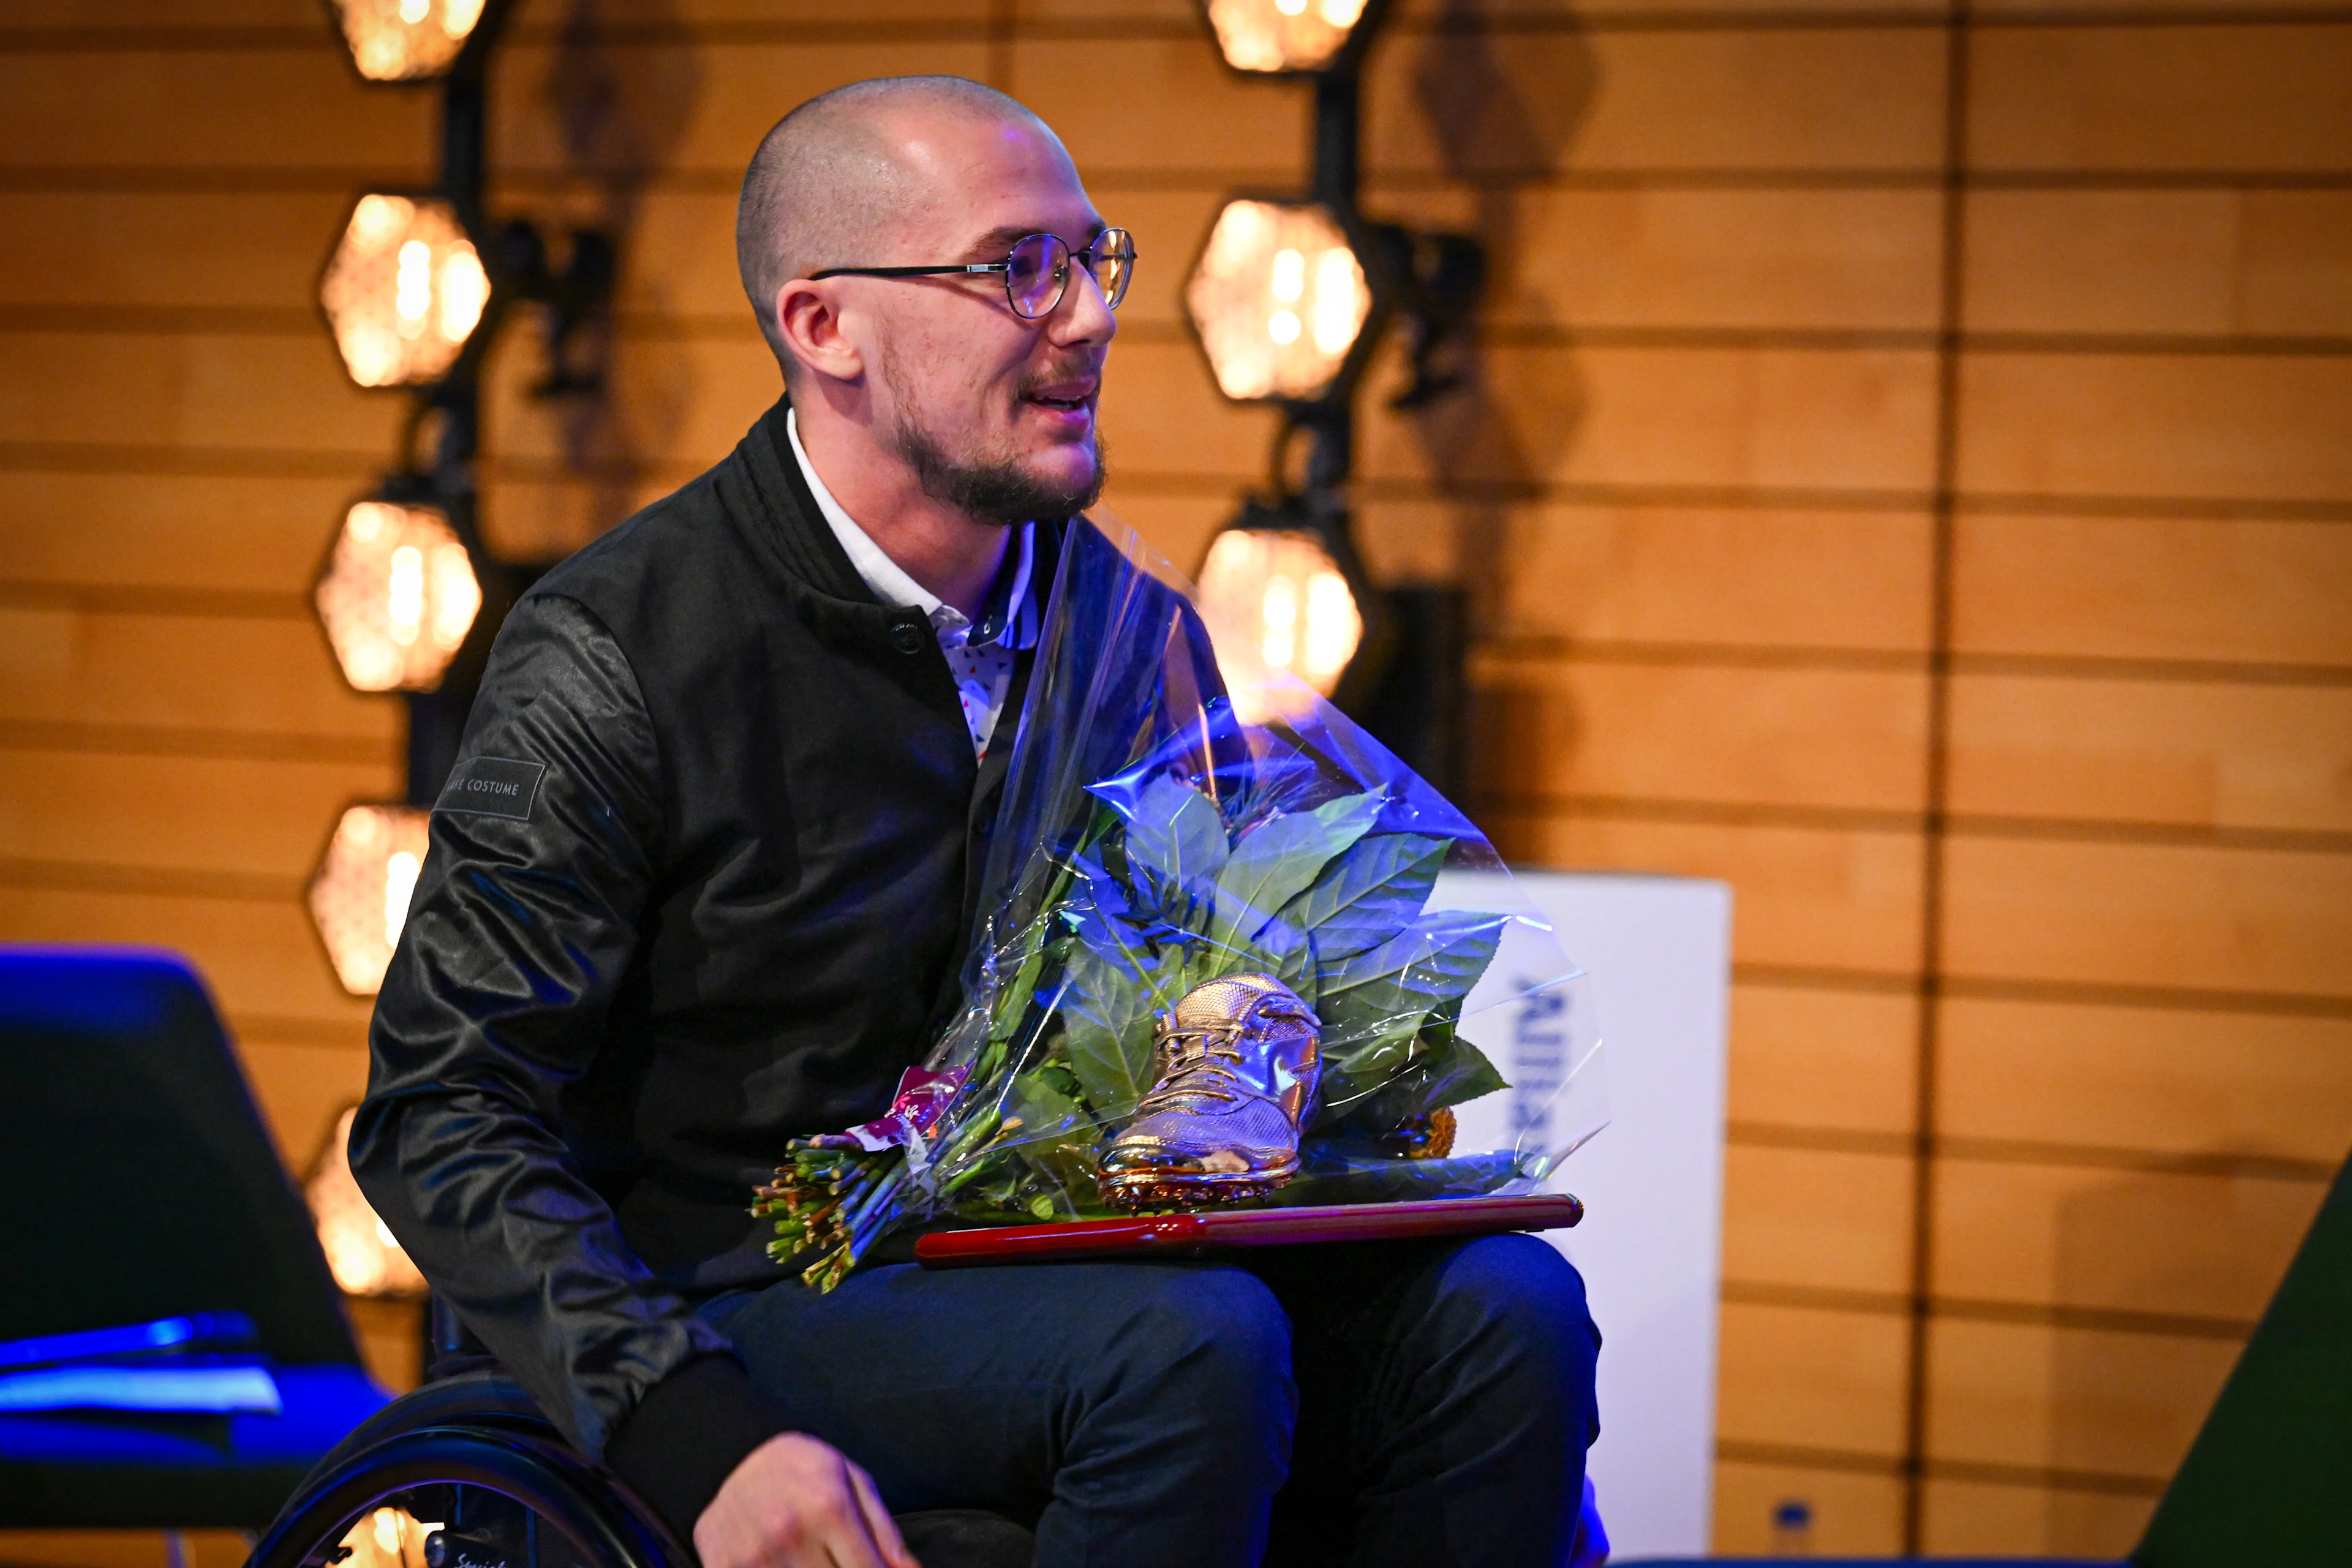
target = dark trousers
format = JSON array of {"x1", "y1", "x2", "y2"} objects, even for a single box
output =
[{"x1": 701, "y1": 1233, "x2": 1601, "y2": 1568}]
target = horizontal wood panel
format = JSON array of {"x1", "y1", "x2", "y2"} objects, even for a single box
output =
[
  {"x1": 1717, "y1": 1300, "x2": 1911, "y2": 1457},
  {"x1": 0, "y1": 607, "x2": 397, "y2": 739},
  {"x1": 490, "y1": 38, "x2": 997, "y2": 181},
  {"x1": 1093, "y1": 491, "x2": 1230, "y2": 582},
  {"x1": 1921, "y1": 1477, "x2": 2157, "y2": 1562},
  {"x1": 0, "y1": 472, "x2": 356, "y2": 594},
  {"x1": 1492, "y1": 815, "x2": 1924, "y2": 974},
  {"x1": 0, "y1": 48, "x2": 428, "y2": 171},
  {"x1": 1951, "y1": 513, "x2": 2352, "y2": 668},
  {"x1": 481, "y1": 330, "x2": 1267, "y2": 485},
  {"x1": 1941, "y1": 836, "x2": 2352, "y2": 999},
  {"x1": 1963, "y1": 190, "x2": 2352, "y2": 339},
  {"x1": 480, "y1": 473, "x2": 677, "y2": 565},
  {"x1": 1938, "y1": 997, "x2": 2352, "y2": 1166},
  {"x1": 0, "y1": 886, "x2": 373, "y2": 1028},
  {"x1": 0, "y1": 750, "x2": 394, "y2": 878},
  {"x1": 236, "y1": 1036, "x2": 369, "y2": 1169},
  {"x1": 1496, "y1": 187, "x2": 1943, "y2": 332},
  {"x1": 1955, "y1": 352, "x2": 2352, "y2": 503},
  {"x1": 1932, "y1": 1158, "x2": 2327, "y2": 1321},
  {"x1": 0, "y1": 0, "x2": 990, "y2": 22},
  {"x1": 1360, "y1": 345, "x2": 1940, "y2": 493},
  {"x1": 1947, "y1": 675, "x2": 2352, "y2": 835},
  {"x1": 1722, "y1": 1143, "x2": 1915, "y2": 1296},
  {"x1": 1364, "y1": 28, "x2": 1948, "y2": 178},
  {"x1": 1012, "y1": 37, "x2": 1306, "y2": 181},
  {"x1": 1713, "y1": 1459, "x2": 1904, "y2": 1557},
  {"x1": 1493, "y1": 504, "x2": 1934, "y2": 652},
  {"x1": 1730, "y1": 982, "x2": 1920, "y2": 1137},
  {"x1": 0, "y1": 330, "x2": 400, "y2": 456},
  {"x1": 1967, "y1": 26, "x2": 2352, "y2": 173},
  {"x1": 0, "y1": 191, "x2": 353, "y2": 310},
  {"x1": 1471, "y1": 660, "x2": 1931, "y2": 812},
  {"x1": 1926, "y1": 1316, "x2": 2239, "y2": 1481}
]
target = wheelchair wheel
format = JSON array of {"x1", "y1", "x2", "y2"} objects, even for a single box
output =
[{"x1": 244, "y1": 1424, "x2": 690, "y2": 1568}]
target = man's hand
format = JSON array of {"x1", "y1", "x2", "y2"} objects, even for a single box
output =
[{"x1": 693, "y1": 1432, "x2": 921, "y2": 1568}]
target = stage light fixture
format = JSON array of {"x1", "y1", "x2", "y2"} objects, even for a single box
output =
[
  {"x1": 320, "y1": 193, "x2": 491, "y2": 387},
  {"x1": 306, "y1": 1105, "x2": 428, "y2": 1298},
  {"x1": 315, "y1": 499, "x2": 481, "y2": 693},
  {"x1": 330, "y1": 0, "x2": 488, "y2": 82},
  {"x1": 333, "y1": 1506, "x2": 444, "y2": 1568},
  {"x1": 309, "y1": 804, "x2": 431, "y2": 997},
  {"x1": 1202, "y1": 0, "x2": 1376, "y2": 74},
  {"x1": 1196, "y1": 508, "x2": 1365, "y2": 721},
  {"x1": 1186, "y1": 199, "x2": 1373, "y2": 404}
]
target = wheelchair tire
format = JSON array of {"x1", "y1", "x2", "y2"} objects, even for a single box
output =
[{"x1": 244, "y1": 1424, "x2": 690, "y2": 1568}]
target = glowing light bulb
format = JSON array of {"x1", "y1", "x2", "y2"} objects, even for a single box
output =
[
  {"x1": 437, "y1": 248, "x2": 488, "y2": 343},
  {"x1": 1186, "y1": 199, "x2": 1370, "y2": 403},
  {"x1": 398, "y1": 0, "x2": 427, "y2": 22},
  {"x1": 1311, "y1": 247, "x2": 1363, "y2": 356},
  {"x1": 386, "y1": 545, "x2": 423, "y2": 645},
  {"x1": 1271, "y1": 247, "x2": 1305, "y2": 303},
  {"x1": 383, "y1": 849, "x2": 420, "y2": 951},
  {"x1": 320, "y1": 194, "x2": 487, "y2": 386},
  {"x1": 310, "y1": 807, "x2": 432, "y2": 996},
  {"x1": 394, "y1": 240, "x2": 431, "y2": 336},
  {"x1": 430, "y1": 543, "x2": 479, "y2": 651},
  {"x1": 1196, "y1": 526, "x2": 1364, "y2": 720},
  {"x1": 315, "y1": 500, "x2": 479, "y2": 692}
]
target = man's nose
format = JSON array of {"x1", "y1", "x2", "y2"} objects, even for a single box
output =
[{"x1": 1049, "y1": 257, "x2": 1118, "y2": 346}]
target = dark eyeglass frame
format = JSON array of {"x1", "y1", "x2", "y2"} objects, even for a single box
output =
[{"x1": 808, "y1": 228, "x2": 1137, "y2": 320}]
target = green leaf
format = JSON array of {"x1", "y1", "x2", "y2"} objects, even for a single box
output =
[
  {"x1": 1276, "y1": 833, "x2": 1449, "y2": 964},
  {"x1": 1121, "y1": 775, "x2": 1228, "y2": 893},
  {"x1": 1356, "y1": 1028, "x2": 1510, "y2": 1126},
  {"x1": 1060, "y1": 943, "x2": 1159, "y2": 1117},
  {"x1": 1214, "y1": 793, "x2": 1385, "y2": 935},
  {"x1": 1315, "y1": 908, "x2": 1506, "y2": 1033}
]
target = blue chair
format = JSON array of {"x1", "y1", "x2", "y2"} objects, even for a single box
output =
[{"x1": 0, "y1": 947, "x2": 390, "y2": 1525}]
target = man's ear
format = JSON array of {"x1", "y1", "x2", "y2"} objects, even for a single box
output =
[{"x1": 775, "y1": 279, "x2": 865, "y2": 386}]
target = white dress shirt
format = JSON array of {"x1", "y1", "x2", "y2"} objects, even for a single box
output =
[{"x1": 786, "y1": 408, "x2": 1036, "y2": 760}]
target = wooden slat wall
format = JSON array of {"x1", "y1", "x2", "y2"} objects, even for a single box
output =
[{"x1": 0, "y1": 0, "x2": 2345, "y2": 1559}]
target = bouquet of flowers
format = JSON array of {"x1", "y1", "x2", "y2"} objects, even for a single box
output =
[{"x1": 755, "y1": 521, "x2": 1604, "y2": 1291}]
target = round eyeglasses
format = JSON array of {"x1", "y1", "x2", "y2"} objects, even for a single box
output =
[{"x1": 809, "y1": 228, "x2": 1137, "y2": 320}]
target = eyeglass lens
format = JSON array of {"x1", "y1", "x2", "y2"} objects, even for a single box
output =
[{"x1": 1005, "y1": 230, "x2": 1136, "y2": 319}]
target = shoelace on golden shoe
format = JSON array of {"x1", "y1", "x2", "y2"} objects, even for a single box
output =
[{"x1": 1134, "y1": 1033, "x2": 1263, "y2": 1113}]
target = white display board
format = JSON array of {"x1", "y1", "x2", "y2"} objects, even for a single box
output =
[{"x1": 1453, "y1": 871, "x2": 1732, "y2": 1559}]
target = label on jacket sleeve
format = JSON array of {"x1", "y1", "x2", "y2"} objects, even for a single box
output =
[{"x1": 435, "y1": 756, "x2": 546, "y2": 821}]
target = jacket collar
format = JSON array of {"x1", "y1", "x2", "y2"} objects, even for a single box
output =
[{"x1": 726, "y1": 394, "x2": 880, "y2": 609}]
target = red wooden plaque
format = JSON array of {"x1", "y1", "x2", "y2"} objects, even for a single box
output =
[{"x1": 913, "y1": 1193, "x2": 1584, "y2": 1268}]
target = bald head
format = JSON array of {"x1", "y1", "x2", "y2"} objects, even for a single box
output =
[{"x1": 737, "y1": 76, "x2": 1061, "y2": 373}]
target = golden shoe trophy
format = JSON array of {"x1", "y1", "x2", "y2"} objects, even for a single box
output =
[{"x1": 1098, "y1": 973, "x2": 1321, "y2": 1210}]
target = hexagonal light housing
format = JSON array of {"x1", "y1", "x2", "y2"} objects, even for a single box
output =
[
  {"x1": 330, "y1": 0, "x2": 489, "y2": 82},
  {"x1": 309, "y1": 803, "x2": 430, "y2": 997},
  {"x1": 1196, "y1": 524, "x2": 1363, "y2": 722},
  {"x1": 306, "y1": 1105, "x2": 428, "y2": 1297},
  {"x1": 1186, "y1": 199, "x2": 1372, "y2": 404},
  {"x1": 319, "y1": 193, "x2": 491, "y2": 388},
  {"x1": 1201, "y1": 0, "x2": 1373, "y2": 74},
  {"x1": 315, "y1": 499, "x2": 481, "y2": 693}
]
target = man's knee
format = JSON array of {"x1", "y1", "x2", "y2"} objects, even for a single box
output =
[
  {"x1": 1099, "y1": 1262, "x2": 1295, "y2": 1417},
  {"x1": 1422, "y1": 1234, "x2": 1600, "y2": 1409}
]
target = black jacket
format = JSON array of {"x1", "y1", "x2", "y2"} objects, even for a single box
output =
[{"x1": 351, "y1": 399, "x2": 1080, "y2": 1533}]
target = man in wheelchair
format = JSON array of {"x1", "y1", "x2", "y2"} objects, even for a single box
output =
[{"x1": 353, "y1": 76, "x2": 1602, "y2": 1568}]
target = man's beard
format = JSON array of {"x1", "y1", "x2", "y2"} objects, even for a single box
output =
[{"x1": 883, "y1": 360, "x2": 1107, "y2": 527}]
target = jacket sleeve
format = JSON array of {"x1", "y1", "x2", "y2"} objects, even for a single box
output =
[{"x1": 350, "y1": 592, "x2": 786, "y2": 1536}]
